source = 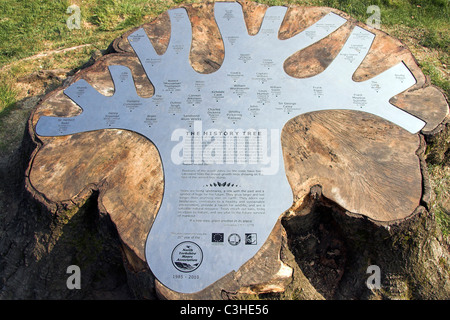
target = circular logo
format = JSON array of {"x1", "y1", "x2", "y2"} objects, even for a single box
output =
[
  {"x1": 171, "y1": 241, "x2": 203, "y2": 273},
  {"x1": 228, "y1": 233, "x2": 241, "y2": 246}
]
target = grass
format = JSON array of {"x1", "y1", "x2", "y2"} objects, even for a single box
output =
[
  {"x1": 0, "y1": 82, "x2": 16, "y2": 112},
  {"x1": 428, "y1": 163, "x2": 450, "y2": 236},
  {"x1": 0, "y1": 0, "x2": 70, "y2": 65},
  {"x1": 421, "y1": 60, "x2": 450, "y2": 98},
  {"x1": 0, "y1": 0, "x2": 171, "y2": 65}
]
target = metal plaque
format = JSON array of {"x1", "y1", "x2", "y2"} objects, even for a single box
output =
[{"x1": 35, "y1": 2, "x2": 425, "y2": 293}]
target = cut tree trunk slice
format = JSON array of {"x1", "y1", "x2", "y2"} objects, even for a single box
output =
[{"x1": 26, "y1": 1, "x2": 448, "y2": 299}]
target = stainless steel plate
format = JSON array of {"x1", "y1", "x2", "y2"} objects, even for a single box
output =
[{"x1": 36, "y1": 2, "x2": 425, "y2": 293}]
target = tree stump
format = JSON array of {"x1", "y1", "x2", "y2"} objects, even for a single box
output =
[{"x1": 26, "y1": 1, "x2": 449, "y2": 299}]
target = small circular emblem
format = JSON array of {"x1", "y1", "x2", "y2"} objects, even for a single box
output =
[
  {"x1": 228, "y1": 233, "x2": 241, "y2": 246},
  {"x1": 171, "y1": 241, "x2": 203, "y2": 273}
]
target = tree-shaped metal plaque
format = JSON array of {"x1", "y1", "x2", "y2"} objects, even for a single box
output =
[{"x1": 34, "y1": 2, "x2": 446, "y2": 294}]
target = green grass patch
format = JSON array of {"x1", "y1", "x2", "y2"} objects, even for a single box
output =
[
  {"x1": 0, "y1": 0, "x2": 180, "y2": 66},
  {"x1": 419, "y1": 29, "x2": 449, "y2": 51},
  {"x1": 428, "y1": 163, "x2": 450, "y2": 237},
  {"x1": 0, "y1": 82, "x2": 16, "y2": 112},
  {"x1": 88, "y1": 0, "x2": 174, "y2": 31},
  {"x1": 420, "y1": 60, "x2": 450, "y2": 98},
  {"x1": 0, "y1": 0, "x2": 70, "y2": 65},
  {"x1": 435, "y1": 205, "x2": 450, "y2": 237}
]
